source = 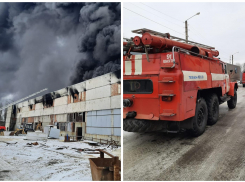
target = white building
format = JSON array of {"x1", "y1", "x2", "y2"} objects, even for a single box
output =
[{"x1": 5, "y1": 72, "x2": 121, "y2": 144}]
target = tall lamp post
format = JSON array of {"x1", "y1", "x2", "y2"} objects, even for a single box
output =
[
  {"x1": 231, "y1": 52, "x2": 239, "y2": 65},
  {"x1": 185, "y1": 12, "x2": 200, "y2": 43}
]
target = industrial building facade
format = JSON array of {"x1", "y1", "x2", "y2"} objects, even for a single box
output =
[{"x1": 5, "y1": 72, "x2": 121, "y2": 143}]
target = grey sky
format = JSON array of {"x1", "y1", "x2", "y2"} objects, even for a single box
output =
[
  {"x1": 124, "y1": 2, "x2": 245, "y2": 65},
  {"x1": 0, "y1": 2, "x2": 121, "y2": 102}
]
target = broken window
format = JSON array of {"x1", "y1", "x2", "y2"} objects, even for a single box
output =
[
  {"x1": 76, "y1": 112, "x2": 85, "y2": 122},
  {"x1": 21, "y1": 118, "x2": 27, "y2": 128},
  {"x1": 73, "y1": 113, "x2": 76, "y2": 121},
  {"x1": 58, "y1": 122, "x2": 66, "y2": 131},
  {"x1": 72, "y1": 123, "x2": 75, "y2": 132},
  {"x1": 67, "y1": 112, "x2": 85, "y2": 122}
]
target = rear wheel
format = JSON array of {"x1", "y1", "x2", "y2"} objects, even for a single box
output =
[
  {"x1": 206, "y1": 94, "x2": 219, "y2": 125},
  {"x1": 227, "y1": 89, "x2": 237, "y2": 109},
  {"x1": 188, "y1": 98, "x2": 208, "y2": 137},
  {"x1": 124, "y1": 119, "x2": 163, "y2": 132},
  {"x1": 243, "y1": 84, "x2": 245, "y2": 87}
]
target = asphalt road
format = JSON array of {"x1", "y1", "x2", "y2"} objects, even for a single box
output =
[{"x1": 123, "y1": 84, "x2": 245, "y2": 181}]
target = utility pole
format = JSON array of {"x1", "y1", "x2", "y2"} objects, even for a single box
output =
[
  {"x1": 185, "y1": 12, "x2": 200, "y2": 43},
  {"x1": 231, "y1": 52, "x2": 239, "y2": 65},
  {"x1": 185, "y1": 21, "x2": 188, "y2": 43}
]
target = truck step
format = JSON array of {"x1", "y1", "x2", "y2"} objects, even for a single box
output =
[
  {"x1": 220, "y1": 95, "x2": 231, "y2": 102},
  {"x1": 160, "y1": 113, "x2": 176, "y2": 117}
]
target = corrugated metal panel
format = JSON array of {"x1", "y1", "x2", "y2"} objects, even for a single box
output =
[
  {"x1": 86, "y1": 127, "x2": 112, "y2": 135},
  {"x1": 86, "y1": 109, "x2": 121, "y2": 136},
  {"x1": 114, "y1": 109, "x2": 120, "y2": 115},
  {"x1": 113, "y1": 115, "x2": 121, "y2": 127},
  {"x1": 114, "y1": 128, "x2": 121, "y2": 136}
]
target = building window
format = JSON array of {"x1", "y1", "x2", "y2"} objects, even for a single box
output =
[
  {"x1": 76, "y1": 112, "x2": 85, "y2": 122},
  {"x1": 58, "y1": 122, "x2": 66, "y2": 131}
]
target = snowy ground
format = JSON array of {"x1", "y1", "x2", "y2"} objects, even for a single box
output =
[{"x1": 0, "y1": 136, "x2": 121, "y2": 181}]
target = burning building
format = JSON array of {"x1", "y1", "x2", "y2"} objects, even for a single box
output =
[{"x1": 5, "y1": 71, "x2": 121, "y2": 143}]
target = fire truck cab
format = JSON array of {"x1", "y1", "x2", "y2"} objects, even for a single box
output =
[{"x1": 123, "y1": 29, "x2": 238, "y2": 136}]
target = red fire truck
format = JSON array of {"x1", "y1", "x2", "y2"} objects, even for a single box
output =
[{"x1": 123, "y1": 29, "x2": 238, "y2": 136}]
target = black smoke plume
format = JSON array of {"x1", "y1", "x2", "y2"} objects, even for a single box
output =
[{"x1": 0, "y1": 2, "x2": 121, "y2": 101}]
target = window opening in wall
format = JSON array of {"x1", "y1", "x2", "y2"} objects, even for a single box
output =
[
  {"x1": 76, "y1": 112, "x2": 85, "y2": 122},
  {"x1": 73, "y1": 113, "x2": 76, "y2": 121},
  {"x1": 58, "y1": 122, "x2": 66, "y2": 131},
  {"x1": 30, "y1": 105, "x2": 33, "y2": 110},
  {"x1": 72, "y1": 123, "x2": 75, "y2": 132},
  {"x1": 83, "y1": 112, "x2": 85, "y2": 122}
]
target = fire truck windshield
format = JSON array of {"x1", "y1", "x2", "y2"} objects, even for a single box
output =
[{"x1": 123, "y1": 79, "x2": 153, "y2": 94}]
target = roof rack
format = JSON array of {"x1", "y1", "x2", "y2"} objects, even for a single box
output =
[{"x1": 132, "y1": 28, "x2": 215, "y2": 50}]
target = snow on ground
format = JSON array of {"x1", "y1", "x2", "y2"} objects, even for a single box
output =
[{"x1": 0, "y1": 136, "x2": 121, "y2": 181}]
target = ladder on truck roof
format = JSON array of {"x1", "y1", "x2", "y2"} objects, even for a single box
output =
[{"x1": 132, "y1": 28, "x2": 215, "y2": 50}]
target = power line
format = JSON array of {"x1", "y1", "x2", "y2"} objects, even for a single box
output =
[
  {"x1": 127, "y1": 3, "x2": 199, "y2": 42},
  {"x1": 129, "y1": 2, "x2": 183, "y2": 28},
  {"x1": 140, "y1": 3, "x2": 183, "y2": 23},
  {"x1": 124, "y1": 7, "x2": 184, "y2": 36}
]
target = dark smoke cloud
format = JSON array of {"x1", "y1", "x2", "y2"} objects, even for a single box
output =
[
  {"x1": 0, "y1": 2, "x2": 121, "y2": 102},
  {"x1": 71, "y1": 2, "x2": 121, "y2": 84}
]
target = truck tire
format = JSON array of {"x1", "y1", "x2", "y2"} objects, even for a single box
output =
[
  {"x1": 243, "y1": 84, "x2": 245, "y2": 87},
  {"x1": 206, "y1": 94, "x2": 219, "y2": 125},
  {"x1": 124, "y1": 119, "x2": 164, "y2": 132},
  {"x1": 227, "y1": 89, "x2": 237, "y2": 109},
  {"x1": 124, "y1": 119, "x2": 150, "y2": 132},
  {"x1": 188, "y1": 98, "x2": 208, "y2": 137}
]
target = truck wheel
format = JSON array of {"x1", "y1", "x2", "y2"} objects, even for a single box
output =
[
  {"x1": 243, "y1": 84, "x2": 245, "y2": 87},
  {"x1": 124, "y1": 119, "x2": 163, "y2": 132},
  {"x1": 188, "y1": 98, "x2": 208, "y2": 137},
  {"x1": 206, "y1": 94, "x2": 219, "y2": 125},
  {"x1": 124, "y1": 119, "x2": 149, "y2": 132},
  {"x1": 227, "y1": 89, "x2": 237, "y2": 109}
]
